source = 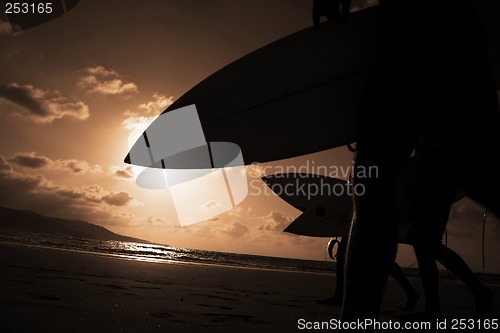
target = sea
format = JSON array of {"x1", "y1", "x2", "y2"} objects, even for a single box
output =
[
  {"x1": 0, "y1": 228, "x2": 336, "y2": 274},
  {"x1": 3, "y1": 228, "x2": 499, "y2": 283}
]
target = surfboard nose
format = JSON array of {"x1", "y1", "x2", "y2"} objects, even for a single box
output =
[{"x1": 124, "y1": 153, "x2": 131, "y2": 164}]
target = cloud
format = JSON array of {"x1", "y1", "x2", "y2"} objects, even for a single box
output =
[
  {"x1": 102, "y1": 192, "x2": 134, "y2": 206},
  {"x1": 122, "y1": 93, "x2": 174, "y2": 130},
  {"x1": 0, "y1": 159, "x2": 136, "y2": 225},
  {"x1": 144, "y1": 216, "x2": 172, "y2": 227},
  {"x1": 7, "y1": 152, "x2": 102, "y2": 174},
  {"x1": 8, "y1": 152, "x2": 50, "y2": 168},
  {"x1": 227, "y1": 206, "x2": 244, "y2": 218},
  {"x1": 221, "y1": 221, "x2": 249, "y2": 238},
  {"x1": 55, "y1": 184, "x2": 106, "y2": 204},
  {"x1": 137, "y1": 93, "x2": 173, "y2": 115},
  {"x1": 202, "y1": 200, "x2": 220, "y2": 210},
  {"x1": 0, "y1": 83, "x2": 89, "y2": 123},
  {"x1": 0, "y1": 156, "x2": 12, "y2": 171},
  {"x1": 0, "y1": 166, "x2": 44, "y2": 201},
  {"x1": 121, "y1": 114, "x2": 156, "y2": 131},
  {"x1": 257, "y1": 211, "x2": 293, "y2": 232},
  {"x1": 109, "y1": 165, "x2": 134, "y2": 179},
  {"x1": 78, "y1": 66, "x2": 138, "y2": 95},
  {"x1": 55, "y1": 159, "x2": 102, "y2": 174}
]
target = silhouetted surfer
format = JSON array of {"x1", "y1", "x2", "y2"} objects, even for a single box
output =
[
  {"x1": 341, "y1": 0, "x2": 500, "y2": 324},
  {"x1": 318, "y1": 237, "x2": 420, "y2": 311},
  {"x1": 313, "y1": 0, "x2": 352, "y2": 26},
  {"x1": 399, "y1": 140, "x2": 494, "y2": 320}
]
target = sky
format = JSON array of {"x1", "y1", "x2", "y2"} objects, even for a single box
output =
[{"x1": 0, "y1": 0, "x2": 499, "y2": 273}]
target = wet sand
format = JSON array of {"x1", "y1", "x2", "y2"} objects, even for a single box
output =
[{"x1": 1, "y1": 243, "x2": 499, "y2": 332}]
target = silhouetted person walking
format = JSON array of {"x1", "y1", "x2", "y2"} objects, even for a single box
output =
[
  {"x1": 341, "y1": 0, "x2": 500, "y2": 325},
  {"x1": 399, "y1": 139, "x2": 494, "y2": 320},
  {"x1": 319, "y1": 237, "x2": 420, "y2": 311}
]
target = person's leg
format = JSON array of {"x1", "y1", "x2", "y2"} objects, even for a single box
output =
[
  {"x1": 388, "y1": 261, "x2": 420, "y2": 311},
  {"x1": 341, "y1": 170, "x2": 400, "y2": 320},
  {"x1": 412, "y1": 242, "x2": 441, "y2": 317},
  {"x1": 340, "y1": 73, "x2": 419, "y2": 320},
  {"x1": 431, "y1": 3, "x2": 498, "y2": 317},
  {"x1": 333, "y1": 237, "x2": 347, "y2": 303},
  {"x1": 405, "y1": 187, "x2": 456, "y2": 319},
  {"x1": 340, "y1": 0, "x2": 462, "y2": 321},
  {"x1": 318, "y1": 238, "x2": 347, "y2": 306},
  {"x1": 435, "y1": 244, "x2": 494, "y2": 318},
  {"x1": 411, "y1": 196, "x2": 493, "y2": 319}
]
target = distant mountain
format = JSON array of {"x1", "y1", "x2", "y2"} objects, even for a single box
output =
[{"x1": 0, "y1": 206, "x2": 147, "y2": 243}]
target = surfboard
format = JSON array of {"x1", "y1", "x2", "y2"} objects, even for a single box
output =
[
  {"x1": 126, "y1": 6, "x2": 379, "y2": 168},
  {"x1": 264, "y1": 173, "x2": 468, "y2": 239},
  {"x1": 263, "y1": 174, "x2": 352, "y2": 237},
  {"x1": 125, "y1": 1, "x2": 500, "y2": 169},
  {"x1": 264, "y1": 173, "x2": 415, "y2": 242}
]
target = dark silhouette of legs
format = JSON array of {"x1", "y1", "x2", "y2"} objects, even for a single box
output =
[
  {"x1": 411, "y1": 241, "x2": 494, "y2": 319},
  {"x1": 318, "y1": 237, "x2": 346, "y2": 306},
  {"x1": 319, "y1": 238, "x2": 419, "y2": 311},
  {"x1": 406, "y1": 168, "x2": 494, "y2": 320},
  {"x1": 435, "y1": 245, "x2": 494, "y2": 318},
  {"x1": 389, "y1": 261, "x2": 420, "y2": 311},
  {"x1": 332, "y1": 238, "x2": 347, "y2": 305},
  {"x1": 341, "y1": 0, "x2": 498, "y2": 323},
  {"x1": 341, "y1": 66, "x2": 419, "y2": 320},
  {"x1": 413, "y1": 243, "x2": 441, "y2": 318}
]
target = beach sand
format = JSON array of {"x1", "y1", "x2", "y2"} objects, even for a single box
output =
[{"x1": 1, "y1": 243, "x2": 499, "y2": 332}]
